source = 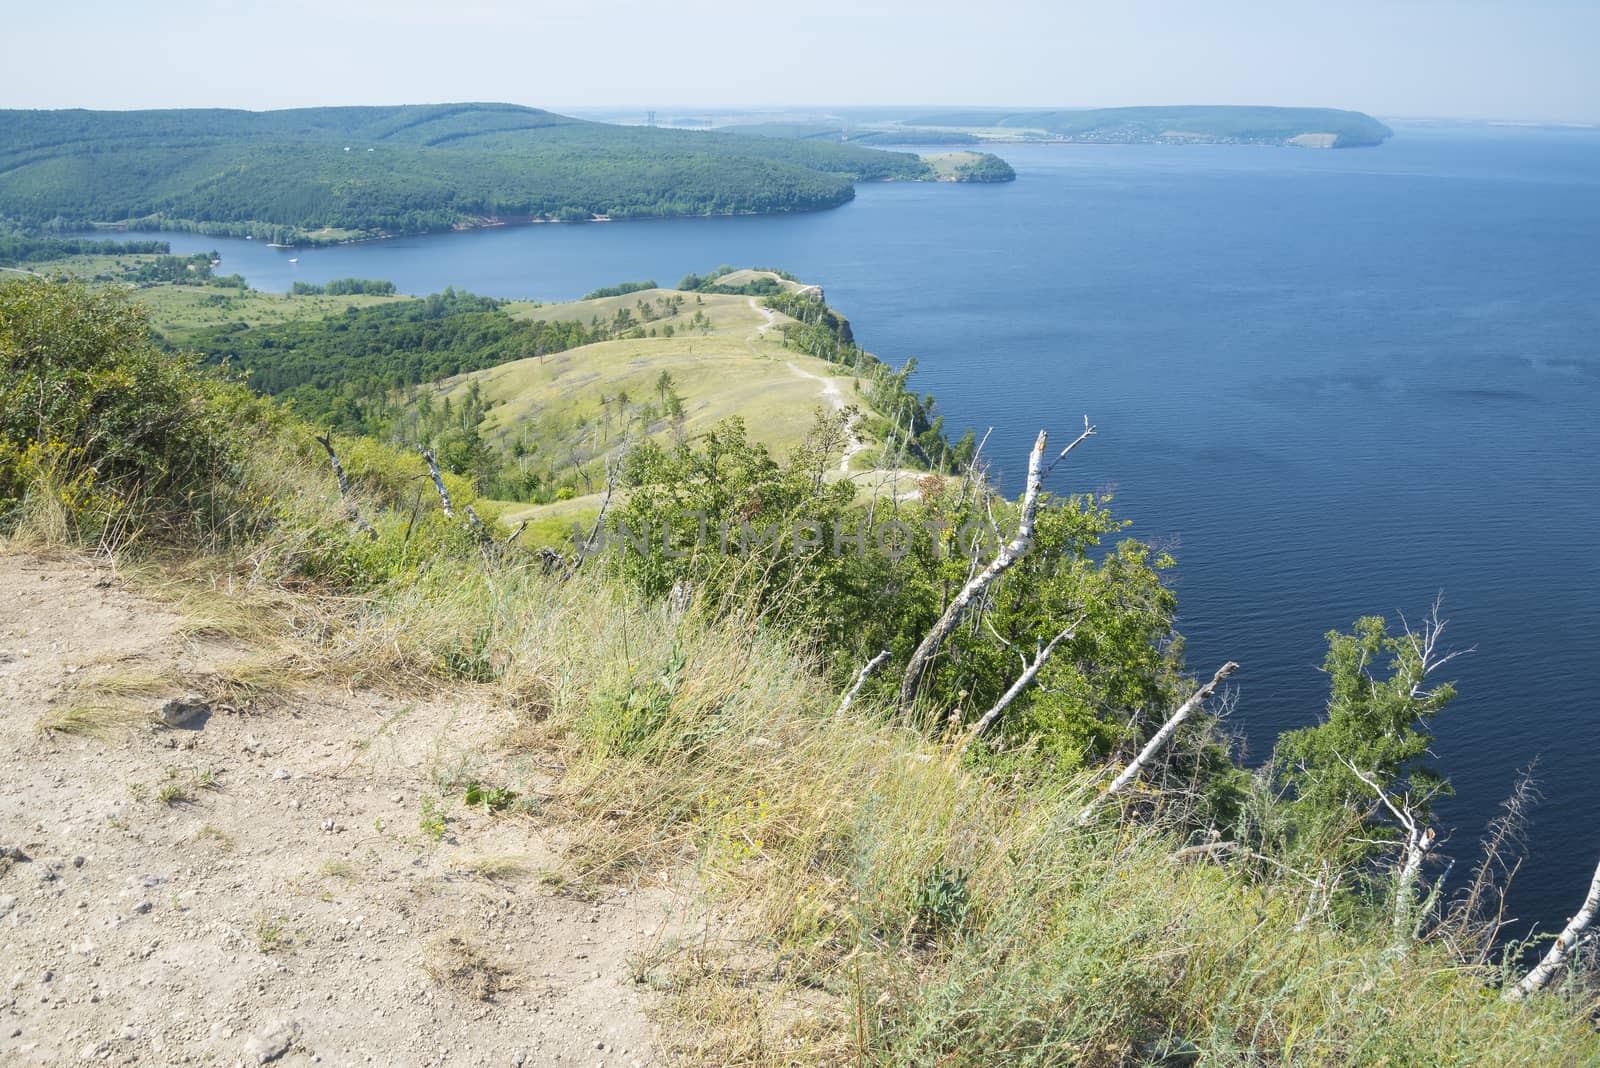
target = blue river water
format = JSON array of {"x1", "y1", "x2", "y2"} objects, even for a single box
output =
[{"x1": 105, "y1": 124, "x2": 1600, "y2": 932}]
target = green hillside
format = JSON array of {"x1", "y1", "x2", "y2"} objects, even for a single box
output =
[
  {"x1": 0, "y1": 103, "x2": 938, "y2": 243},
  {"x1": 904, "y1": 104, "x2": 1394, "y2": 146},
  {"x1": 5, "y1": 277, "x2": 1598, "y2": 1065},
  {"x1": 719, "y1": 121, "x2": 983, "y2": 146}
]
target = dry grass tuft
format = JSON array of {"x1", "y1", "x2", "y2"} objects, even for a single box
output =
[
  {"x1": 36, "y1": 702, "x2": 144, "y2": 740},
  {"x1": 457, "y1": 853, "x2": 530, "y2": 883}
]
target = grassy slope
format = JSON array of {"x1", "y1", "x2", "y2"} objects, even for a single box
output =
[
  {"x1": 79, "y1": 272, "x2": 878, "y2": 539},
  {"x1": 7, "y1": 277, "x2": 1598, "y2": 1063},
  {"x1": 453, "y1": 284, "x2": 877, "y2": 529},
  {"x1": 14, "y1": 250, "x2": 409, "y2": 344}
]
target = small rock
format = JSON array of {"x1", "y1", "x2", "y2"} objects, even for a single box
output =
[
  {"x1": 158, "y1": 693, "x2": 211, "y2": 729},
  {"x1": 71, "y1": 855, "x2": 86, "y2": 868},
  {"x1": 243, "y1": 1017, "x2": 298, "y2": 1064},
  {"x1": 72, "y1": 938, "x2": 96, "y2": 956},
  {"x1": 272, "y1": 768, "x2": 291, "y2": 781},
  {"x1": 512, "y1": 1052, "x2": 526, "y2": 1067},
  {"x1": 0, "y1": 895, "x2": 17, "y2": 919},
  {"x1": 78, "y1": 1040, "x2": 106, "y2": 1061},
  {"x1": 132, "y1": 901, "x2": 153, "y2": 915},
  {"x1": 320, "y1": 818, "x2": 335, "y2": 832}
]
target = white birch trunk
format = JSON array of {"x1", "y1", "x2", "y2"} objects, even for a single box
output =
[
  {"x1": 315, "y1": 431, "x2": 377, "y2": 540},
  {"x1": 969, "y1": 617, "x2": 1084, "y2": 737},
  {"x1": 1077, "y1": 661, "x2": 1239, "y2": 825},
  {"x1": 421, "y1": 449, "x2": 454, "y2": 518},
  {"x1": 835, "y1": 650, "x2": 891, "y2": 716},
  {"x1": 1507, "y1": 853, "x2": 1600, "y2": 999},
  {"x1": 898, "y1": 421, "x2": 1094, "y2": 709}
]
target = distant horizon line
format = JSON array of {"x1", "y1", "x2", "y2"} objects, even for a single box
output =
[{"x1": 3, "y1": 101, "x2": 1595, "y2": 128}]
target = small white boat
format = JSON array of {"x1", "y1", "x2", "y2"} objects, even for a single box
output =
[{"x1": 288, "y1": 257, "x2": 298, "y2": 264}]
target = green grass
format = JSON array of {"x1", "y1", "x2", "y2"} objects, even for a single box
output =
[
  {"x1": 13, "y1": 259, "x2": 407, "y2": 345},
  {"x1": 438, "y1": 286, "x2": 880, "y2": 522},
  {"x1": 135, "y1": 285, "x2": 406, "y2": 345},
  {"x1": 923, "y1": 150, "x2": 989, "y2": 177},
  {"x1": 503, "y1": 288, "x2": 750, "y2": 330}
]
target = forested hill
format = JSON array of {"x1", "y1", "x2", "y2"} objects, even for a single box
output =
[
  {"x1": 902, "y1": 105, "x2": 1394, "y2": 147},
  {"x1": 0, "y1": 103, "x2": 937, "y2": 243}
]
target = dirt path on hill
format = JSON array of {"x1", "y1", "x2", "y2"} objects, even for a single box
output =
[
  {"x1": 0, "y1": 549, "x2": 669, "y2": 1067},
  {"x1": 782, "y1": 361, "x2": 869, "y2": 473},
  {"x1": 746, "y1": 297, "x2": 779, "y2": 339}
]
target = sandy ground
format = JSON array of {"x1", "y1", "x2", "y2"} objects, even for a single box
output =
[{"x1": 0, "y1": 549, "x2": 671, "y2": 1067}]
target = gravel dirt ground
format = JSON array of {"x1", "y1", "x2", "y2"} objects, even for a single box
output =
[{"x1": 0, "y1": 548, "x2": 672, "y2": 1067}]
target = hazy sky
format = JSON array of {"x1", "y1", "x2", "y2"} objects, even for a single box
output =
[{"x1": 4, "y1": 0, "x2": 1595, "y2": 121}]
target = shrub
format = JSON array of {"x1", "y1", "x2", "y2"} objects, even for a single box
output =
[{"x1": 0, "y1": 278, "x2": 262, "y2": 544}]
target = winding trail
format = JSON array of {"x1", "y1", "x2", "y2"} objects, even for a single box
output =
[
  {"x1": 748, "y1": 296, "x2": 780, "y2": 338},
  {"x1": 784, "y1": 359, "x2": 869, "y2": 472},
  {"x1": 751, "y1": 296, "x2": 869, "y2": 474}
]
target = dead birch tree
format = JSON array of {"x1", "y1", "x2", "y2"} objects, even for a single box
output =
[
  {"x1": 1077, "y1": 661, "x2": 1239, "y2": 825},
  {"x1": 1346, "y1": 759, "x2": 1437, "y2": 957},
  {"x1": 835, "y1": 649, "x2": 891, "y2": 716},
  {"x1": 314, "y1": 431, "x2": 377, "y2": 540},
  {"x1": 969, "y1": 614, "x2": 1087, "y2": 738},
  {"x1": 1506, "y1": 852, "x2": 1600, "y2": 999},
  {"x1": 421, "y1": 448, "x2": 454, "y2": 518},
  {"x1": 898, "y1": 419, "x2": 1096, "y2": 710}
]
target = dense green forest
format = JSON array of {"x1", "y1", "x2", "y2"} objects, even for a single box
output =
[
  {"x1": 0, "y1": 230, "x2": 169, "y2": 266},
  {"x1": 289, "y1": 278, "x2": 397, "y2": 296},
  {"x1": 902, "y1": 105, "x2": 1394, "y2": 146},
  {"x1": 0, "y1": 103, "x2": 943, "y2": 242},
  {"x1": 184, "y1": 289, "x2": 598, "y2": 428},
  {"x1": 581, "y1": 279, "x2": 657, "y2": 300}
]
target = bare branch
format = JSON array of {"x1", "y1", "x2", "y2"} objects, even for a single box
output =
[
  {"x1": 970, "y1": 615, "x2": 1086, "y2": 738},
  {"x1": 1077, "y1": 661, "x2": 1238, "y2": 825},
  {"x1": 835, "y1": 650, "x2": 892, "y2": 717},
  {"x1": 314, "y1": 430, "x2": 377, "y2": 540},
  {"x1": 420, "y1": 449, "x2": 454, "y2": 518},
  {"x1": 577, "y1": 444, "x2": 626, "y2": 567},
  {"x1": 1344, "y1": 757, "x2": 1437, "y2": 956}
]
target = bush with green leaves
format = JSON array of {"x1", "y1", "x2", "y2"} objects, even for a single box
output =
[{"x1": 0, "y1": 277, "x2": 263, "y2": 543}]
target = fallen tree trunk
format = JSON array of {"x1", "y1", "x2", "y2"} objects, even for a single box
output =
[
  {"x1": 835, "y1": 650, "x2": 891, "y2": 717},
  {"x1": 969, "y1": 615, "x2": 1085, "y2": 738},
  {"x1": 1507, "y1": 852, "x2": 1600, "y2": 999},
  {"x1": 1077, "y1": 661, "x2": 1239, "y2": 825}
]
